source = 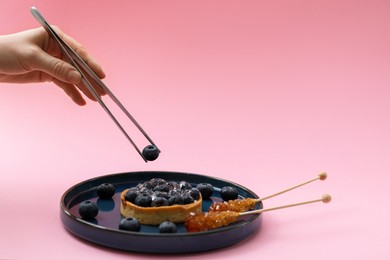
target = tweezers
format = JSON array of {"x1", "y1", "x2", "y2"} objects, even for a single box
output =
[{"x1": 30, "y1": 6, "x2": 158, "y2": 162}]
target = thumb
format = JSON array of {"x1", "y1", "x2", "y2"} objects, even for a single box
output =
[{"x1": 31, "y1": 49, "x2": 81, "y2": 84}]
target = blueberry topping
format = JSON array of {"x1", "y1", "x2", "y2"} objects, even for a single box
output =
[
  {"x1": 151, "y1": 178, "x2": 167, "y2": 186},
  {"x1": 188, "y1": 188, "x2": 201, "y2": 200},
  {"x1": 159, "y1": 221, "x2": 177, "y2": 233},
  {"x1": 151, "y1": 196, "x2": 169, "y2": 207},
  {"x1": 96, "y1": 183, "x2": 116, "y2": 199},
  {"x1": 127, "y1": 178, "x2": 206, "y2": 208},
  {"x1": 220, "y1": 186, "x2": 239, "y2": 201},
  {"x1": 142, "y1": 181, "x2": 154, "y2": 190},
  {"x1": 182, "y1": 194, "x2": 195, "y2": 204},
  {"x1": 168, "y1": 190, "x2": 181, "y2": 197},
  {"x1": 124, "y1": 189, "x2": 139, "y2": 203},
  {"x1": 154, "y1": 191, "x2": 169, "y2": 199},
  {"x1": 119, "y1": 217, "x2": 141, "y2": 232},
  {"x1": 142, "y1": 145, "x2": 160, "y2": 161},
  {"x1": 179, "y1": 181, "x2": 192, "y2": 190},
  {"x1": 78, "y1": 200, "x2": 99, "y2": 219},
  {"x1": 153, "y1": 184, "x2": 170, "y2": 192},
  {"x1": 167, "y1": 181, "x2": 180, "y2": 189},
  {"x1": 139, "y1": 189, "x2": 153, "y2": 197},
  {"x1": 168, "y1": 195, "x2": 184, "y2": 205},
  {"x1": 196, "y1": 183, "x2": 214, "y2": 199},
  {"x1": 134, "y1": 194, "x2": 152, "y2": 207}
]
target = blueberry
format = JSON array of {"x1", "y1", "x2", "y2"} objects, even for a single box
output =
[
  {"x1": 188, "y1": 188, "x2": 201, "y2": 200},
  {"x1": 149, "y1": 178, "x2": 166, "y2": 187},
  {"x1": 220, "y1": 186, "x2": 239, "y2": 201},
  {"x1": 141, "y1": 181, "x2": 154, "y2": 190},
  {"x1": 151, "y1": 197, "x2": 169, "y2": 207},
  {"x1": 134, "y1": 194, "x2": 152, "y2": 207},
  {"x1": 119, "y1": 217, "x2": 141, "y2": 232},
  {"x1": 159, "y1": 221, "x2": 177, "y2": 233},
  {"x1": 167, "y1": 181, "x2": 180, "y2": 190},
  {"x1": 179, "y1": 181, "x2": 192, "y2": 190},
  {"x1": 124, "y1": 188, "x2": 139, "y2": 203},
  {"x1": 196, "y1": 183, "x2": 214, "y2": 199},
  {"x1": 182, "y1": 194, "x2": 195, "y2": 204},
  {"x1": 142, "y1": 145, "x2": 160, "y2": 161},
  {"x1": 78, "y1": 200, "x2": 99, "y2": 219},
  {"x1": 154, "y1": 191, "x2": 169, "y2": 199},
  {"x1": 96, "y1": 183, "x2": 116, "y2": 199},
  {"x1": 139, "y1": 189, "x2": 153, "y2": 197},
  {"x1": 168, "y1": 190, "x2": 181, "y2": 197},
  {"x1": 153, "y1": 184, "x2": 170, "y2": 192},
  {"x1": 168, "y1": 194, "x2": 184, "y2": 205}
]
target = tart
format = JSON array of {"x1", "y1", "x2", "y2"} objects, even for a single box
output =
[{"x1": 120, "y1": 178, "x2": 203, "y2": 225}]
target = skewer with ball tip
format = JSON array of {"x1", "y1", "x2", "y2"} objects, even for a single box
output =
[
  {"x1": 186, "y1": 194, "x2": 332, "y2": 232},
  {"x1": 209, "y1": 172, "x2": 328, "y2": 213},
  {"x1": 188, "y1": 172, "x2": 332, "y2": 232}
]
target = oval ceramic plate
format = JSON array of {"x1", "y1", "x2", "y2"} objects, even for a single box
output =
[{"x1": 60, "y1": 171, "x2": 262, "y2": 253}]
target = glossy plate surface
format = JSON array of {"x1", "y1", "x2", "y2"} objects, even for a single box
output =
[{"x1": 60, "y1": 171, "x2": 262, "y2": 253}]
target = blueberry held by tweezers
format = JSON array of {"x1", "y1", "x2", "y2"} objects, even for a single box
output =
[
  {"x1": 78, "y1": 200, "x2": 99, "y2": 219},
  {"x1": 142, "y1": 145, "x2": 160, "y2": 161}
]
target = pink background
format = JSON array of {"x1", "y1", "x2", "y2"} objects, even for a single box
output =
[{"x1": 1, "y1": 0, "x2": 389, "y2": 259}]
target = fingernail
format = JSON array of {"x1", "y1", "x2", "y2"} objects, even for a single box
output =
[{"x1": 68, "y1": 70, "x2": 81, "y2": 84}]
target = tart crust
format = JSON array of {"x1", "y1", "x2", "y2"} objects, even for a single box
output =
[{"x1": 120, "y1": 188, "x2": 203, "y2": 225}]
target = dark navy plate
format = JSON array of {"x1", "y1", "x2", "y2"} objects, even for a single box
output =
[{"x1": 60, "y1": 171, "x2": 262, "y2": 253}]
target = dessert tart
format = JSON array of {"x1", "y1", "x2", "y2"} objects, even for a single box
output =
[{"x1": 120, "y1": 178, "x2": 202, "y2": 225}]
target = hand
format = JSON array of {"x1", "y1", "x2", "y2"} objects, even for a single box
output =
[{"x1": 0, "y1": 27, "x2": 106, "y2": 105}]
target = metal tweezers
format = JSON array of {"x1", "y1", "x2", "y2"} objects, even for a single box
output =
[{"x1": 30, "y1": 7, "x2": 158, "y2": 162}]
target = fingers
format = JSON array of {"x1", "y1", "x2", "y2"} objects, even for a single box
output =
[
  {"x1": 53, "y1": 78, "x2": 87, "y2": 106},
  {"x1": 74, "y1": 65, "x2": 106, "y2": 101},
  {"x1": 52, "y1": 26, "x2": 106, "y2": 80},
  {"x1": 49, "y1": 26, "x2": 107, "y2": 99},
  {"x1": 32, "y1": 50, "x2": 106, "y2": 105},
  {"x1": 34, "y1": 26, "x2": 107, "y2": 105},
  {"x1": 29, "y1": 47, "x2": 82, "y2": 85},
  {"x1": 50, "y1": 69, "x2": 105, "y2": 106}
]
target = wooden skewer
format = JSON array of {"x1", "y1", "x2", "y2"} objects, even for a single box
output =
[
  {"x1": 186, "y1": 195, "x2": 332, "y2": 232},
  {"x1": 241, "y1": 194, "x2": 332, "y2": 216},
  {"x1": 254, "y1": 172, "x2": 327, "y2": 202}
]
